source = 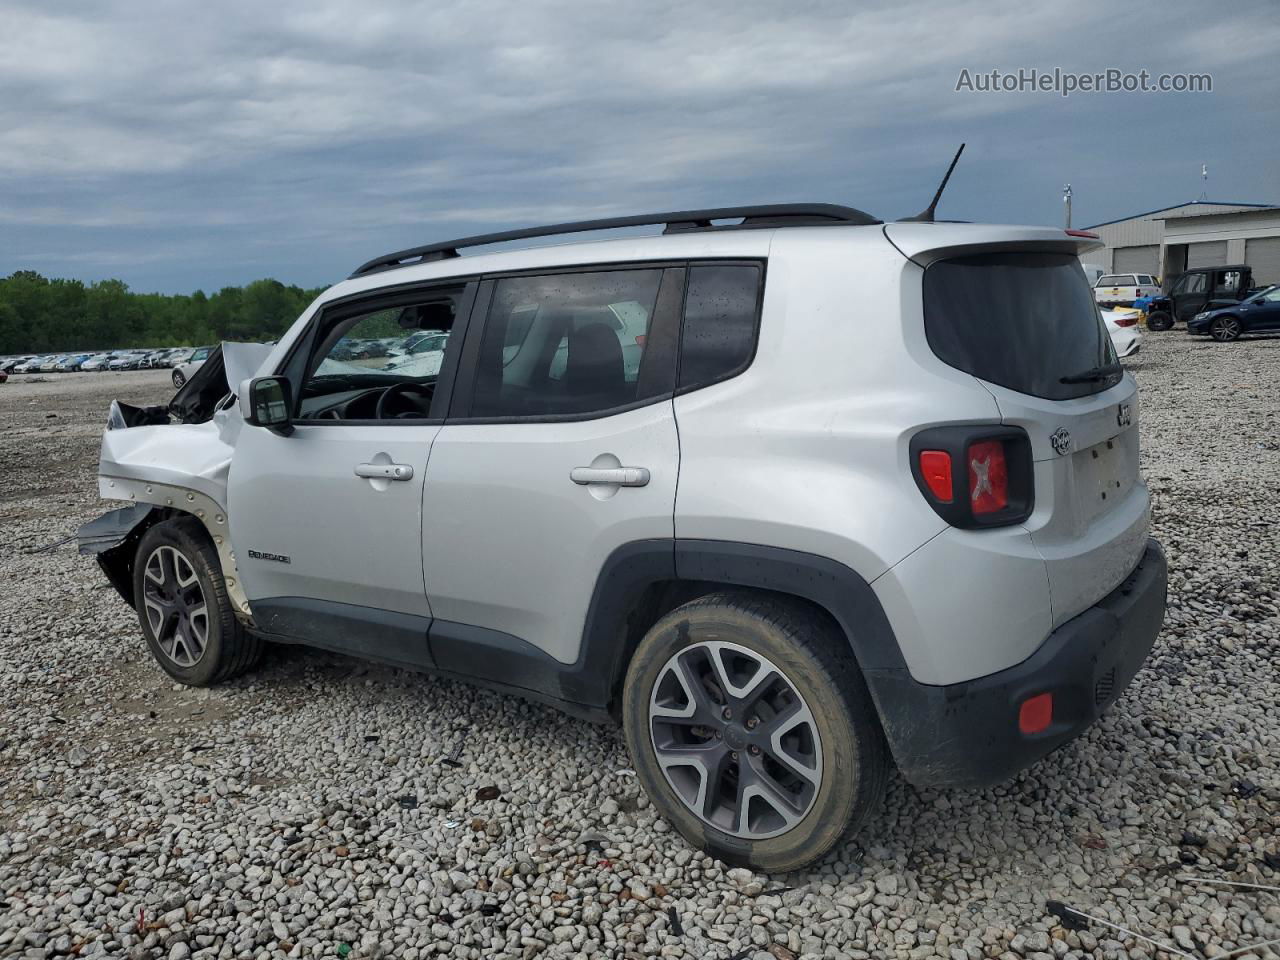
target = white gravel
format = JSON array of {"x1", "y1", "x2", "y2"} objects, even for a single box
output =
[{"x1": 1, "y1": 341, "x2": 1278, "y2": 960}]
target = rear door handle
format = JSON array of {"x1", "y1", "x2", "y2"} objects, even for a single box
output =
[
  {"x1": 570, "y1": 466, "x2": 650, "y2": 487},
  {"x1": 355, "y1": 462, "x2": 414, "y2": 481}
]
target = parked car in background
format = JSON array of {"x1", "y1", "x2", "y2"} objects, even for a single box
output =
[
  {"x1": 0, "y1": 356, "x2": 34, "y2": 374},
  {"x1": 55, "y1": 354, "x2": 93, "y2": 372},
  {"x1": 108, "y1": 353, "x2": 146, "y2": 371},
  {"x1": 39, "y1": 356, "x2": 67, "y2": 372},
  {"x1": 1186, "y1": 284, "x2": 1280, "y2": 342},
  {"x1": 81, "y1": 353, "x2": 116, "y2": 371},
  {"x1": 1094, "y1": 273, "x2": 1160, "y2": 307},
  {"x1": 1100, "y1": 308, "x2": 1141, "y2": 358},
  {"x1": 13, "y1": 356, "x2": 47, "y2": 373},
  {"x1": 0, "y1": 368, "x2": 7, "y2": 384},
  {"x1": 172, "y1": 346, "x2": 214, "y2": 387},
  {"x1": 1145, "y1": 264, "x2": 1256, "y2": 331}
]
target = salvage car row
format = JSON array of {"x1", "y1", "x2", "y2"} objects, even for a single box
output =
[{"x1": 0, "y1": 347, "x2": 206, "y2": 377}]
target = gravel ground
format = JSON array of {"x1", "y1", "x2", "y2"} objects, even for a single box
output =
[{"x1": 1, "y1": 339, "x2": 1277, "y2": 960}]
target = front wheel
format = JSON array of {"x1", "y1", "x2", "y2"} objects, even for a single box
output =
[
  {"x1": 1146, "y1": 311, "x2": 1173, "y2": 331},
  {"x1": 1210, "y1": 315, "x2": 1242, "y2": 342},
  {"x1": 622, "y1": 593, "x2": 888, "y2": 872},
  {"x1": 132, "y1": 517, "x2": 263, "y2": 686},
  {"x1": 172, "y1": 369, "x2": 186, "y2": 388}
]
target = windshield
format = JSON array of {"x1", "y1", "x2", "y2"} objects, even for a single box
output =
[
  {"x1": 1097, "y1": 275, "x2": 1134, "y2": 287},
  {"x1": 923, "y1": 252, "x2": 1120, "y2": 401}
]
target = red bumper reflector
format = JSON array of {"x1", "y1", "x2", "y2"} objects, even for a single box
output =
[
  {"x1": 918, "y1": 450, "x2": 953, "y2": 502},
  {"x1": 1019, "y1": 692, "x2": 1054, "y2": 734}
]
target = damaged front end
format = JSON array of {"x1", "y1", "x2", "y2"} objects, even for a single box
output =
[{"x1": 77, "y1": 342, "x2": 274, "y2": 623}]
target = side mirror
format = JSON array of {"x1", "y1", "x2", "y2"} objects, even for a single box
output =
[{"x1": 239, "y1": 376, "x2": 294, "y2": 435}]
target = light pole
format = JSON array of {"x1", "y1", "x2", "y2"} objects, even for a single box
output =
[{"x1": 1063, "y1": 183, "x2": 1072, "y2": 229}]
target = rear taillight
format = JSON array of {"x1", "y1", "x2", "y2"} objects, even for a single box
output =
[
  {"x1": 1114, "y1": 316, "x2": 1137, "y2": 328},
  {"x1": 966, "y1": 439, "x2": 1008, "y2": 514},
  {"x1": 910, "y1": 426, "x2": 1033, "y2": 528}
]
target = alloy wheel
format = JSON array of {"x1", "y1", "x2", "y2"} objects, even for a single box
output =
[
  {"x1": 1211, "y1": 317, "x2": 1240, "y2": 341},
  {"x1": 649, "y1": 640, "x2": 822, "y2": 839},
  {"x1": 141, "y1": 545, "x2": 209, "y2": 667}
]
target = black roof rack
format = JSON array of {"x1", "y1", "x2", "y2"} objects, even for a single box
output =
[{"x1": 350, "y1": 203, "x2": 879, "y2": 277}]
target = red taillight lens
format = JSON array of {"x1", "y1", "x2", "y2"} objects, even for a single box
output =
[
  {"x1": 918, "y1": 450, "x2": 953, "y2": 502},
  {"x1": 1018, "y1": 692, "x2": 1054, "y2": 734},
  {"x1": 1114, "y1": 316, "x2": 1137, "y2": 327},
  {"x1": 634, "y1": 334, "x2": 647, "y2": 346},
  {"x1": 967, "y1": 439, "x2": 1008, "y2": 514}
]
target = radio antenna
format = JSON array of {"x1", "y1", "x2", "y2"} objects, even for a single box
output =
[{"x1": 900, "y1": 143, "x2": 965, "y2": 222}]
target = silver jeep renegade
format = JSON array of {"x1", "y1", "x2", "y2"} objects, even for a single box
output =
[{"x1": 80, "y1": 204, "x2": 1167, "y2": 871}]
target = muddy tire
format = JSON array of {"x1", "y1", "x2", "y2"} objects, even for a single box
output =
[
  {"x1": 132, "y1": 517, "x2": 262, "y2": 686},
  {"x1": 622, "y1": 592, "x2": 888, "y2": 873},
  {"x1": 1146, "y1": 311, "x2": 1173, "y2": 332}
]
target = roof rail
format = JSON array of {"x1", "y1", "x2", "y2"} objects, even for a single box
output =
[{"x1": 350, "y1": 203, "x2": 879, "y2": 277}]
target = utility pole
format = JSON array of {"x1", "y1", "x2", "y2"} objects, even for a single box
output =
[
  {"x1": 1199, "y1": 164, "x2": 1208, "y2": 201},
  {"x1": 1063, "y1": 184, "x2": 1072, "y2": 228}
]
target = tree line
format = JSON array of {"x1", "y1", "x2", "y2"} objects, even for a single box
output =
[{"x1": 0, "y1": 271, "x2": 326, "y2": 355}]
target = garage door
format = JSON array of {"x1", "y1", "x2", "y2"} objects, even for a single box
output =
[
  {"x1": 1186, "y1": 241, "x2": 1228, "y2": 268},
  {"x1": 1113, "y1": 245, "x2": 1159, "y2": 276},
  {"x1": 1245, "y1": 236, "x2": 1280, "y2": 286}
]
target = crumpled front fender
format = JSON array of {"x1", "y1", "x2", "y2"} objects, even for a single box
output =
[{"x1": 76, "y1": 503, "x2": 158, "y2": 606}]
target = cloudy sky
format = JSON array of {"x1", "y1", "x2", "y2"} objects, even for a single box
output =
[{"x1": 2, "y1": 0, "x2": 1277, "y2": 293}]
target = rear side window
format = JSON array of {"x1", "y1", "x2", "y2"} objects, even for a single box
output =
[
  {"x1": 923, "y1": 253, "x2": 1120, "y2": 401},
  {"x1": 678, "y1": 263, "x2": 763, "y2": 391},
  {"x1": 470, "y1": 268, "x2": 676, "y2": 419}
]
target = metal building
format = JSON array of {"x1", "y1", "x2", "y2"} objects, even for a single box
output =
[{"x1": 1083, "y1": 201, "x2": 1280, "y2": 287}]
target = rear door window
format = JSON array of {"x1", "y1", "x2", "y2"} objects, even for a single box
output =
[
  {"x1": 923, "y1": 252, "x2": 1120, "y2": 400},
  {"x1": 469, "y1": 268, "x2": 678, "y2": 419}
]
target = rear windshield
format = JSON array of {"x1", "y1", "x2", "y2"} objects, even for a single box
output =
[
  {"x1": 923, "y1": 252, "x2": 1120, "y2": 400},
  {"x1": 1097, "y1": 275, "x2": 1134, "y2": 286}
]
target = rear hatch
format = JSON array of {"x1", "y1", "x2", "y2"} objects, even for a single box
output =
[{"x1": 890, "y1": 224, "x2": 1150, "y2": 627}]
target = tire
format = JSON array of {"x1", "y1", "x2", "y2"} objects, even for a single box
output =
[
  {"x1": 1209, "y1": 315, "x2": 1242, "y2": 342},
  {"x1": 132, "y1": 517, "x2": 263, "y2": 686},
  {"x1": 1146, "y1": 311, "x2": 1173, "y2": 331},
  {"x1": 622, "y1": 592, "x2": 888, "y2": 872},
  {"x1": 172, "y1": 369, "x2": 185, "y2": 388}
]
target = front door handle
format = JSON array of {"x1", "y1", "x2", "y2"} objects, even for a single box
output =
[
  {"x1": 570, "y1": 466, "x2": 650, "y2": 487},
  {"x1": 355, "y1": 462, "x2": 414, "y2": 481}
]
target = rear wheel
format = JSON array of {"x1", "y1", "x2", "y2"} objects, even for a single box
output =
[
  {"x1": 1209, "y1": 315, "x2": 1242, "y2": 342},
  {"x1": 1146, "y1": 311, "x2": 1173, "y2": 331},
  {"x1": 622, "y1": 593, "x2": 888, "y2": 872},
  {"x1": 172, "y1": 369, "x2": 186, "y2": 388},
  {"x1": 132, "y1": 517, "x2": 263, "y2": 686}
]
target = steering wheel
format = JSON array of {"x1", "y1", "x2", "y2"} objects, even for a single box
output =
[{"x1": 374, "y1": 382, "x2": 434, "y2": 420}]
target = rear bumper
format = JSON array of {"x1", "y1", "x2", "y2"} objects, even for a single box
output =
[{"x1": 868, "y1": 538, "x2": 1167, "y2": 788}]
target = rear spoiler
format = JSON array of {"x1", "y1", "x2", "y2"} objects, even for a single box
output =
[{"x1": 883, "y1": 223, "x2": 1104, "y2": 267}]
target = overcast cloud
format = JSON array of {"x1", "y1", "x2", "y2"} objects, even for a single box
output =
[{"x1": 2, "y1": 0, "x2": 1277, "y2": 292}]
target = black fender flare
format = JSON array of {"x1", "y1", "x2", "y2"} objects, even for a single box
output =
[{"x1": 572, "y1": 538, "x2": 910, "y2": 715}]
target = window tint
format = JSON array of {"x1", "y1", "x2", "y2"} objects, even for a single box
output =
[
  {"x1": 678, "y1": 264, "x2": 762, "y2": 391},
  {"x1": 923, "y1": 253, "x2": 1119, "y2": 401},
  {"x1": 1098, "y1": 275, "x2": 1134, "y2": 287},
  {"x1": 1139, "y1": 275, "x2": 1156, "y2": 285},
  {"x1": 471, "y1": 269, "x2": 666, "y2": 418}
]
